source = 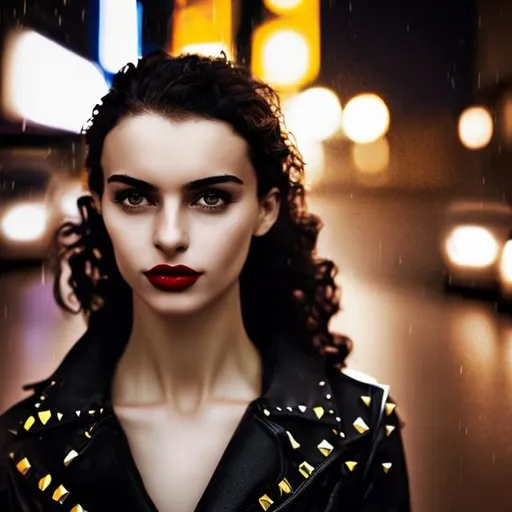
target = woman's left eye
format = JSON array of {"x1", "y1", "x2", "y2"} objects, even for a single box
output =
[{"x1": 193, "y1": 191, "x2": 232, "y2": 211}]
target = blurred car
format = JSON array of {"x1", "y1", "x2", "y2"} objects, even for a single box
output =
[
  {"x1": 440, "y1": 199, "x2": 512, "y2": 307},
  {"x1": 0, "y1": 159, "x2": 84, "y2": 262}
]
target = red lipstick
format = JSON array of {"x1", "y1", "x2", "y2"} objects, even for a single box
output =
[{"x1": 143, "y1": 264, "x2": 203, "y2": 292}]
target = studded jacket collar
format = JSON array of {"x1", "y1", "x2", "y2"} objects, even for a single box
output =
[{"x1": 0, "y1": 312, "x2": 410, "y2": 512}]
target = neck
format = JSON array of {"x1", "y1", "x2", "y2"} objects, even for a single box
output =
[{"x1": 111, "y1": 282, "x2": 262, "y2": 415}]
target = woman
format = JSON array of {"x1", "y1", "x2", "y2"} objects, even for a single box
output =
[{"x1": 0, "y1": 52, "x2": 410, "y2": 511}]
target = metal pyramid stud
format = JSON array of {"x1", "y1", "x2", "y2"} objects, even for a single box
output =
[
  {"x1": 298, "y1": 461, "x2": 315, "y2": 478},
  {"x1": 286, "y1": 430, "x2": 301, "y2": 449},
  {"x1": 278, "y1": 478, "x2": 293, "y2": 495},
  {"x1": 298, "y1": 405, "x2": 307, "y2": 412},
  {"x1": 63, "y1": 449, "x2": 79, "y2": 466},
  {"x1": 38, "y1": 410, "x2": 51, "y2": 425},
  {"x1": 16, "y1": 457, "x2": 31, "y2": 475},
  {"x1": 385, "y1": 425, "x2": 396, "y2": 437},
  {"x1": 361, "y1": 395, "x2": 372, "y2": 407},
  {"x1": 38, "y1": 474, "x2": 52, "y2": 491},
  {"x1": 313, "y1": 406, "x2": 325, "y2": 419},
  {"x1": 317, "y1": 439, "x2": 334, "y2": 456},
  {"x1": 353, "y1": 416, "x2": 370, "y2": 434},
  {"x1": 70, "y1": 506, "x2": 85, "y2": 512},
  {"x1": 23, "y1": 416, "x2": 35, "y2": 431},
  {"x1": 385, "y1": 403, "x2": 397, "y2": 416},
  {"x1": 52, "y1": 484, "x2": 69, "y2": 504},
  {"x1": 344, "y1": 460, "x2": 358, "y2": 471},
  {"x1": 258, "y1": 494, "x2": 273, "y2": 510},
  {"x1": 382, "y1": 462, "x2": 392, "y2": 473}
]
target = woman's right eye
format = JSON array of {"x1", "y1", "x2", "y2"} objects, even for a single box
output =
[{"x1": 113, "y1": 190, "x2": 151, "y2": 212}]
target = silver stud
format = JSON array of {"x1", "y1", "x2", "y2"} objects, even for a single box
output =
[
  {"x1": 298, "y1": 405, "x2": 307, "y2": 412},
  {"x1": 319, "y1": 381, "x2": 326, "y2": 386},
  {"x1": 326, "y1": 394, "x2": 332, "y2": 400},
  {"x1": 286, "y1": 406, "x2": 293, "y2": 412}
]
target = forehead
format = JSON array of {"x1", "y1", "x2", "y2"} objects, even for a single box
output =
[{"x1": 100, "y1": 113, "x2": 253, "y2": 181}]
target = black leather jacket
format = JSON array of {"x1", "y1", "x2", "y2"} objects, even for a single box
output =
[{"x1": 0, "y1": 312, "x2": 410, "y2": 512}]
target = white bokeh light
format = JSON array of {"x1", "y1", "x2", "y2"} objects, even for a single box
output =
[
  {"x1": 283, "y1": 87, "x2": 342, "y2": 141},
  {"x1": 342, "y1": 93, "x2": 390, "y2": 144},
  {"x1": 458, "y1": 106, "x2": 493, "y2": 150}
]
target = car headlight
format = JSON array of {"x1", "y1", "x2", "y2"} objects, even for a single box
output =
[
  {"x1": 445, "y1": 225, "x2": 499, "y2": 267},
  {"x1": 500, "y1": 240, "x2": 512, "y2": 285},
  {"x1": 0, "y1": 203, "x2": 48, "y2": 241}
]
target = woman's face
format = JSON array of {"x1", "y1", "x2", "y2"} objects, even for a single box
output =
[{"x1": 97, "y1": 113, "x2": 279, "y2": 316}]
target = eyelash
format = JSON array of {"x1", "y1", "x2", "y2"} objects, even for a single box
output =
[{"x1": 112, "y1": 188, "x2": 234, "y2": 213}]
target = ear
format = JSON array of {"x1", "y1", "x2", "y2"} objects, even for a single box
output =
[{"x1": 254, "y1": 187, "x2": 281, "y2": 237}]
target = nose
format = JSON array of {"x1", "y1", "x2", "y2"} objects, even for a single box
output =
[{"x1": 152, "y1": 203, "x2": 189, "y2": 254}]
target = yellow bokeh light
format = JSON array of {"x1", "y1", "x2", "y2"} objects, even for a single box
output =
[
  {"x1": 262, "y1": 29, "x2": 310, "y2": 87},
  {"x1": 458, "y1": 106, "x2": 493, "y2": 150},
  {"x1": 343, "y1": 93, "x2": 390, "y2": 144},
  {"x1": 352, "y1": 137, "x2": 390, "y2": 174},
  {"x1": 283, "y1": 87, "x2": 342, "y2": 141},
  {"x1": 265, "y1": 0, "x2": 304, "y2": 13}
]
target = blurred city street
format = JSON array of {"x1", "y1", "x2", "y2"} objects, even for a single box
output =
[{"x1": 2, "y1": 189, "x2": 512, "y2": 512}]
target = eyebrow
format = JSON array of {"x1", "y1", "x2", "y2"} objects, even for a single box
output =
[{"x1": 106, "y1": 173, "x2": 244, "y2": 192}]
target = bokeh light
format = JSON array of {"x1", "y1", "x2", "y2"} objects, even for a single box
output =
[
  {"x1": 458, "y1": 106, "x2": 493, "y2": 150},
  {"x1": 352, "y1": 137, "x2": 390, "y2": 174},
  {"x1": 262, "y1": 29, "x2": 310, "y2": 87},
  {"x1": 342, "y1": 93, "x2": 390, "y2": 144},
  {"x1": 283, "y1": 87, "x2": 342, "y2": 141}
]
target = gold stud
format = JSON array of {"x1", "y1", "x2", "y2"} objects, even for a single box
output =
[
  {"x1": 258, "y1": 494, "x2": 273, "y2": 510},
  {"x1": 70, "y1": 506, "x2": 85, "y2": 512},
  {"x1": 88, "y1": 410, "x2": 96, "y2": 415},
  {"x1": 8, "y1": 452, "x2": 15, "y2": 459},
  {"x1": 23, "y1": 416, "x2": 35, "y2": 431},
  {"x1": 332, "y1": 429, "x2": 338, "y2": 435},
  {"x1": 313, "y1": 406, "x2": 324, "y2": 419},
  {"x1": 278, "y1": 478, "x2": 293, "y2": 495},
  {"x1": 385, "y1": 403, "x2": 397, "y2": 416},
  {"x1": 317, "y1": 439, "x2": 334, "y2": 456},
  {"x1": 286, "y1": 431, "x2": 300, "y2": 449},
  {"x1": 298, "y1": 405, "x2": 307, "y2": 412},
  {"x1": 263, "y1": 409, "x2": 270, "y2": 416},
  {"x1": 361, "y1": 396, "x2": 372, "y2": 407},
  {"x1": 16, "y1": 457, "x2": 31, "y2": 475},
  {"x1": 353, "y1": 417, "x2": 370, "y2": 434},
  {"x1": 382, "y1": 462, "x2": 392, "y2": 473},
  {"x1": 84, "y1": 431, "x2": 92, "y2": 439},
  {"x1": 298, "y1": 461, "x2": 314, "y2": 478},
  {"x1": 57, "y1": 412, "x2": 63, "y2": 421},
  {"x1": 385, "y1": 425, "x2": 396, "y2": 437},
  {"x1": 63, "y1": 449, "x2": 79, "y2": 466},
  {"x1": 38, "y1": 410, "x2": 51, "y2": 425},
  {"x1": 38, "y1": 474, "x2": 52, "y2": 491},
  {"x1": 52, "y1": 484, "x2": 69, "y2": 503},
  {"x1": 345, "y1": 461, "x2": 358, "y2": 472}
]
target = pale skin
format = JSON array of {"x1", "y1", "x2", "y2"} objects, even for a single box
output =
[{"x1": 93, "y1": 113, "x2": 280, "y2": 512}]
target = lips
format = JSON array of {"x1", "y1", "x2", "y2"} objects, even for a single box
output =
[
  {"x1": 144, "y1": 264, "x2": 202, "y2": 276},
  {"x1": 143, "y1": 264, "x2": 203, "y2": 292}
]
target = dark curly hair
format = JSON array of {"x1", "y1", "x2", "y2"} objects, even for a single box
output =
[{"x1": 50, "y1": 51, "x2": 352, "y2": 367}]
